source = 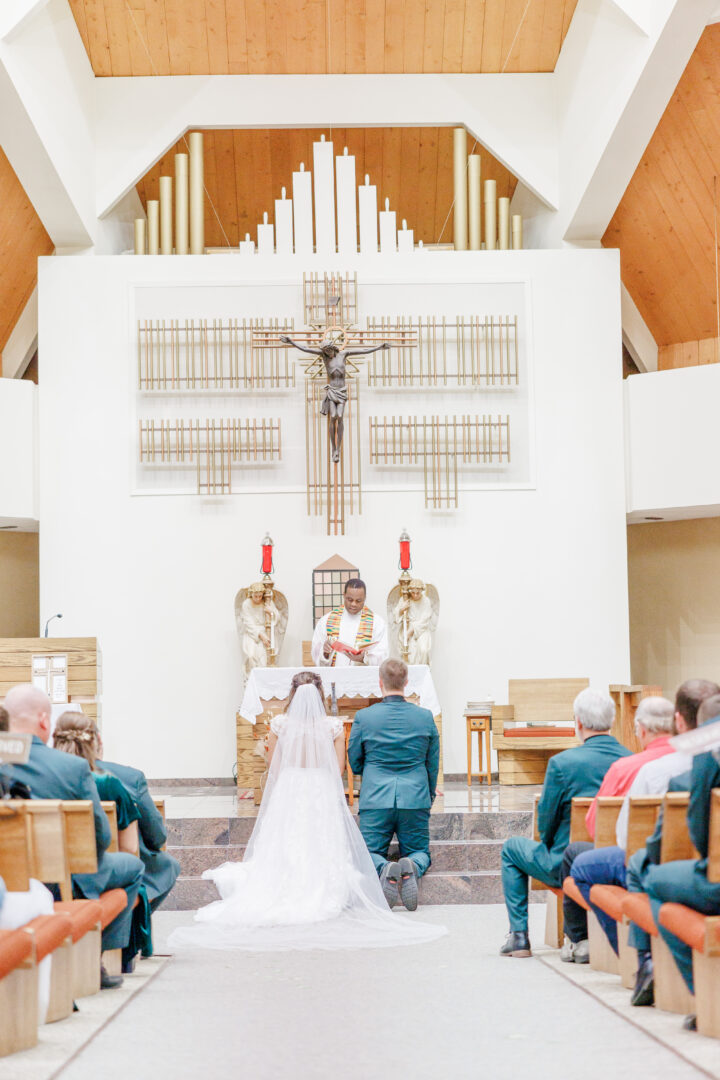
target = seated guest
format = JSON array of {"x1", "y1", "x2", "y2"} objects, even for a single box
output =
[
  {"x1": 0, "y1": 872, "x2": 55, "y2": 1023},
  {"x1": 95, "y1": 738, "x2": 180, "y2": 925},
  {"x1": 563, "y1": 695, "x2": 678, "y2": 957},
  {"x1": 644, "y1": 696, "x2": 720, "y2": 1029},
  {"x1": 5, "y1": 685, "x2": 143, "y2": 989},
  {"x1": 499, "y1": 689, "x2": 630, "y2": 958},
  {"x1": 53, "y1": 712, "x2": 155, "y2": 972}
]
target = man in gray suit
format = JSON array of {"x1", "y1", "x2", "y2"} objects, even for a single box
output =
[
  {"x1": 348, "y1": 658, "x2": 439, "y2": 911},
  {"x1": 5, "y1": 685, "x2": 143, "y2": 989}
]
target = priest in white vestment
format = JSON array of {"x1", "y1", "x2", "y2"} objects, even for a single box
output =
[{"x1": 311, "y1": 578, "x2": 388, "y2": 667}]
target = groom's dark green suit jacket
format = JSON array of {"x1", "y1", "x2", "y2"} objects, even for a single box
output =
[{"x1": 347, "y1": 695, "x2": 439, "y2": 809}]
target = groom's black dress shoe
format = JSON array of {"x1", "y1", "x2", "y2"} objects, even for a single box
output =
[
  {"x1": 499, "y1": 932, "x2": 532, "y2": 958},
  {"x1": 397, "y1": 857, "x2": 419, "y2": 912},
  {"x1": 380, "y1": 862, "x2": 401, "y2": 908}
]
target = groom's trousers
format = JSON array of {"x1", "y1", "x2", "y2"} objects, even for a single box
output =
[{"x1": 359, "y1": 808, "x2": 431, "y2": 877}]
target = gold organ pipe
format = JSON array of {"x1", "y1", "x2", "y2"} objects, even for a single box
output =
[
  {"x1": 147, "y1": 200, "x2": 160, "y2": 254},
  {"x1": 159, "y1": 176, "x2": 173, "y2": 254},
  {"x1": 468, "y1": 155, "x2": 481, "y2": 251},
  {"x1": 175, "y1": 153, "x2": 189, "y2": 255},
  {"x1": 189, "y1": 132, "x2": 205, "y2": 255},
  {"x1": 453, "y1": 127, "x2": 468, "y2": 251}
]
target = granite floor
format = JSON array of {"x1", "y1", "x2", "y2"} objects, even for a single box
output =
[{"x1": 53, "y1": 906, "x2": 707, "y2": 1080}]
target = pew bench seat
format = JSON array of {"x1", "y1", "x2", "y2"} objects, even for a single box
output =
[
  {"x1": 659, "y1": 903, "x2": 720, "y2": 1038},
  {"x1": 620, "y1": 893, "x2": 694, "y2": 1014},
  {"x1": 24, "y1": 913, "x2": 74, "y2": 1023},
  {"x1": 0, "y1": 928, "x2": 36, "y2": 1056}
]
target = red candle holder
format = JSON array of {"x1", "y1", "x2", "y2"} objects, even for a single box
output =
[
  {"x1": 261, "y1": 533, "x2": 274, "y2": 576},
  {"x1": 399, "y1": 528, "x2": 411, "y2": 572}
]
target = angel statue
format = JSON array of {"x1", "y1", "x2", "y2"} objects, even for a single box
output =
[
  {"x1": 234, "y1": 582, "x2": 288, "y2": 678},
  {"x1": 387, "y1": 579, "x2": 439, "y2": 666}
]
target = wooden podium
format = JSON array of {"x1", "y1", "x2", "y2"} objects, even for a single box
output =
[{"x1": 0, "y1": 638, "x2": 101, "y2": 723}]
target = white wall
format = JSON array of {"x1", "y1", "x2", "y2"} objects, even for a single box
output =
[
  {"x1": 0, "y1": 379, "x2": 37, "y2": 524},
  {"x1": 625, "y1": 364, "x2": 720, "y2": 520},
  {"x1": 37, "y1": 250, "x2": 631, "y2": 778}
]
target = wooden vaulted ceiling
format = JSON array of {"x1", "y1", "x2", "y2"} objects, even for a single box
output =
[
  {"x1": 68, "y1": 0, "x2": 578, "y2": 75},
  {"x1": 0, "y1": 148, "x2": 53, "y2": 370},
  {"x1": 603, "y1": 24, "x2": 720, "y2": 350},
  {"x1": 137, "y1": 126, "x2": 518, "y2": 247}
]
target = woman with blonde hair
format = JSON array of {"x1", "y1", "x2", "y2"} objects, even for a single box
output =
[{"x1": 53, "y1": 712, "x2": 152, "y2": 967}]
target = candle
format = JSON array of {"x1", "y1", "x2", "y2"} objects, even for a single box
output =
[
  {"x1": 397, "y1": 219, "x2": 414, "y2": 253},
  {"x1": 293, "y1": 163, "x2": 313, "y2": 256},
  {"x1": 484, "y1": 179, "x2": 497, "y2": 251},
  {"x1": 468, "y1": 155, "x2": 481, "y2": 251},
  {"x1": 257, "y1": 211, "x2": 274, "y2": 255},
  {"x1": 336, "y1": 147, "x2": 357, "y2": 256},
  {"x1": 313, "y1": 135, "x2": 336, "y2": 255},
  {"x1": 358, "y1": 175, "x2": 378, "y2": 254},
  {"x1": 275, "y1": 187, "x2": 293, "y2": 255},
  {"x1": 379, "y1": 197, "x2": 397, "y2": 254},
  {"x1": 261, "y1": 533, "x2": 274, "y2": 575},
  {"x1": 399, "y1": 529, "x2": 412, "y2": 571},
  {"x1": 239, "y1": 232, "x2": 255, "y2": 256}
]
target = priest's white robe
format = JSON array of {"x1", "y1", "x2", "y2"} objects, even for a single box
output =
[{"x1": 311, "y1": 609, "x2": 388, "y2": 667}]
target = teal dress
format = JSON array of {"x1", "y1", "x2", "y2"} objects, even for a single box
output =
[{"x1": 94, "y1": 771, "x2": 153, "y2": 960}]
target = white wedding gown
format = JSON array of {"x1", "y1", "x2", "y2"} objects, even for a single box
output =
[{"x1": 168, "y1": 685, "x2": 446, "y2": 951}]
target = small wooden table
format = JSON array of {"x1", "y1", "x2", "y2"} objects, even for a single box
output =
[{"x1": 466, "y1": 712, "x2": 492, "y2": 786}]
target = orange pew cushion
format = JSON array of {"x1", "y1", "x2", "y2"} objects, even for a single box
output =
[
  {"x1": 54, "y1": 900, "x2": 103, "y2": 944},
  {"x1": 622, "y1": 893, "x2": 657, "y2": 937},
  {"x1": 23, "y1": 914, "x2": 72, "y2": 963},
  {"x1": 590, "y1": 884, "x2": 627, "y2": 923},
  {"x1": 658, "y1": 903, "x2": 707, "y2": 953},
  {"x1": 504, "y1": 728, "x2": 575, "y2": 738},
  {"x1": 563, "y1": 876, "x2": 590, "y2": 911},
  {"x1": 0, "y1": 928, "x2": 33, "y2": 980}
]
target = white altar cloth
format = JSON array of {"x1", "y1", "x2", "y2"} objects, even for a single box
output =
[{"x1": 239, "y1": 665, "x2": 441, "y2": 724}]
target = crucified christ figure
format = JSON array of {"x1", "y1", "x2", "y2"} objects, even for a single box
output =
[{"x1": 281, "y1": 334, "x2": 390, "y2": 463}]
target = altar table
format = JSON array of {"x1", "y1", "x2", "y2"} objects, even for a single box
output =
[{"x1": 236, "y1": 666, "x2": 443, "y2": 802}]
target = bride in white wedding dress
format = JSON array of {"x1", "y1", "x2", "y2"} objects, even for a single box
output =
[{"x1": 169, "y1": 672, "x2": 446, "y2": 951}]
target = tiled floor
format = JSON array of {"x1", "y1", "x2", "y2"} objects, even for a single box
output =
[{"x1": 150, "y1": 780, "x2": 542, "y2": 819}]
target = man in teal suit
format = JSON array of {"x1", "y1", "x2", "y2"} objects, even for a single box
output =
[
  {"x1": 348, "y1": 657, "x2": 439, "y2": 912},
  {"x1": 500, "y1": 688, "x2": 630, "y2": 957}
]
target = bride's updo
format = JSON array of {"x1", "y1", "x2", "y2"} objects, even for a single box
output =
[
  {"x1": 53, "y1": 711, "x2": 100, "y2": 770},
  {"x1": 287, "y1": 670, "x2": 325, "y2": 709}
]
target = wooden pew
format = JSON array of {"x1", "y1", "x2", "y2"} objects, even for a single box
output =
[
  {"x1": 586, "y1": 797, "x2": 625, "y2": 976},
  {"x1": 657, "y1": 788, "x2": 720, "y2": 1037},
  {"x1": 0, "y1": 803, "x2": 39, "y2": 1054},
  {"x1": 531, "y1": 794, "x2": 592, "y2": 948},
  {"x1": 60, "y1": 802, "x2": 127, "y2": 979},
  {"x1": 620, "y1": 792, "x2": 696, "y2": 1015},
  {"x1": 0, "y1": 928, "x2": 37, "y2": 1056}
]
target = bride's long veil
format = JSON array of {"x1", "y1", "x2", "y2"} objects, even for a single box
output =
[{"x1": 169, "y1": 684, "x2": 446, "y2": 951}]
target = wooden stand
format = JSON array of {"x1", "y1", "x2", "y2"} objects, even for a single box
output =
[
  {"x1": 0, "y1": 638, "x2": 101, "y2": 724},
  {"x1": 465, "y1": 713, "x2": 491, "y2": 786},
  {"x1": 609, "y1": 684, "x2": 663, "y2": 753}
]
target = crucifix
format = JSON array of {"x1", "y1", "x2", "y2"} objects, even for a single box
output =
[{"x1": 280, "y1": 329, "x2": 390, "y2": 462}]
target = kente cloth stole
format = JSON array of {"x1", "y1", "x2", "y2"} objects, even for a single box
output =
[{"x1": 326, "y1": 606, "x2": 374, "y2": 667}]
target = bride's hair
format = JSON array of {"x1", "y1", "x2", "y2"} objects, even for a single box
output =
[{"x1": 287, "y1": 670, "x2": 324, "y2": 709}]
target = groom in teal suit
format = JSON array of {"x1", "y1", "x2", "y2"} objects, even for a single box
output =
[{"x1": 348, "y1": 657, "x2": 439, "y2": 911}]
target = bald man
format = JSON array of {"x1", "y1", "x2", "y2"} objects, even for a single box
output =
[{"x1": 5, "y1": 685, "x2": 144, "y2": 989}]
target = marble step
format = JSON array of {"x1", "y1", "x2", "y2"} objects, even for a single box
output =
[{"x1": 160, "y1": 809, "x2": 533, "y2": 909}]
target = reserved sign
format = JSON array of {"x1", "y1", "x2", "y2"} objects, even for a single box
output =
[{"x1": 0, "y1": 732, "x2": 32, "y2": 764}]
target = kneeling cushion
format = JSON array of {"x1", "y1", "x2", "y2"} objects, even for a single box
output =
[{"x1": 590, "y1": 884, "x2": 627, "y2": 923}]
